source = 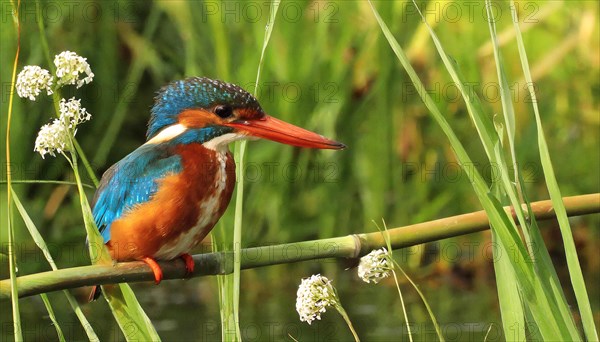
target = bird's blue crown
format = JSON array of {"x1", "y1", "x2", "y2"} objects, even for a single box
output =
[{"x1": 147, "y1": 77, "x2": 262, "y2": 139}]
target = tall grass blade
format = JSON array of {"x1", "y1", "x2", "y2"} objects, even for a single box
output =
[
  {"x1": 11, "y1": 189, "x2": 99, "y2": 341},
  {"x1": 231, "y1": 1, "x2": 281, "y2": 340},
  {"x1": 510, "y1": 2, "x2": 598, "y2": 339},
  {"x1": 11, "y1": 190, "x2": 60, "y2": 269},
  {"x1": 254, "y1": 0, "x2": 281, "y2": 89},
  {"x1": 367, "y1": 3, "x2": 530, "y2": 280},
  {"x1": 486, "y1": 194, "x2": 576, "y2": 340},
  {"x1": 481, "y1": 3, "x2": 525, "y2": 338},
  {"x1": 486, "y1": 3, "x2": 580, "y2": 337},
  {"x1": 368, "y1": 2, "x2": 578, "y2": 339},
  {"x1": 484, "y1": 1, "x2": 519, "y2": 190},
  {"x1": 212, "y1": 225, "x2": 237, "y2": 341},
  {"x1": 490, "y1": 230, "x2": 525, "y2": 341},
  {"x1": 38, "y1": 293, "x2": 65, "y2": 342},
  {"x1": 407, "y1": 0, "x2": 531, "y2": 233},
  {"x1": 520, "y1": 188, "x2": 580, "y2": 337},
  {"x1": 231, "y1": 139, "x2": 245, "y2": 341},
  {"x1": 403, "y1": 24, "x2": 537, "y2": 342},
  {"x1": 6, "y1": 1, "x2": 23, "y2": 338},
  {"x1": 206, "y1": 4, "x2": 238, "y2": 337},
  {"x1": 408, "y1": 1, "x2": 582, "y2": 338},
  {"x1": 486, "y1": 1, "x2": 579, "y2": 337},
  {"x1": 102, "y1": 284, "x2": 161, "y2": 342}
]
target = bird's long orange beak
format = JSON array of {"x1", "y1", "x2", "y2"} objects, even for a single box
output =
[{"x1": 225, "y1": 115, "x2": 345, "y2": 150}]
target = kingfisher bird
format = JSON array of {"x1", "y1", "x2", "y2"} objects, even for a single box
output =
[{"x1": 89, "y1": 77, "x2": 344, "y2": 299}]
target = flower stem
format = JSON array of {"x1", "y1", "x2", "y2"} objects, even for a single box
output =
[
  {"x1": 392, "y1": 269, "x2": 413, "y2": 342},
  {"x1": 67, "y1": 150, "x2": 106, "y2": 263},
  {"x1": 394, "y1": 261, "x2": 444, "y2": 341},
  {"x1": 73, "y1": 139, "x2": 99, "y2": 187},
  {"x1": 6, "y1": 1, "x2": 23, "y2": 339},
  {"x1": 49, "y1": 90, "x2": 99, "y2": 188},
  {"x1": 334, "y1": 303, "x2": 360, "y2": 342}
]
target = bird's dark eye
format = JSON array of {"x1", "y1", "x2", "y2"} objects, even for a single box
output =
[{"x1": 214, "y1": 105, "x2": 233, "y2": 118}]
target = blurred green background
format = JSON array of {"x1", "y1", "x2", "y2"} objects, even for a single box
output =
[{"x1": 1, "y1": 0, "x2": 598, "y2": 340}]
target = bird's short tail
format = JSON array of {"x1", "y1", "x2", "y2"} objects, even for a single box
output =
[{"x1": 88, "y1": 285, "x2": 102, "y2": 302}]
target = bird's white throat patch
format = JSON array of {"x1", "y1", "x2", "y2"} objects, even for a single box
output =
[{"x1": 203, "y1": 133, "x2": 247, "y2": 153}]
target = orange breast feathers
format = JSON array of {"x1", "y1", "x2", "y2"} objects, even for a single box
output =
[{"x1": 107, "y1": 144, "x2": 236, "y2": 261}]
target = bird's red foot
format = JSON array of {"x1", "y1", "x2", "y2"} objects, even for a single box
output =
[
  {"x1": 142, "y1": 257, "x2": 163, "y2": 284},
  {"x1": 180, "y1": 253, "x2": 195, "y2": 277}
]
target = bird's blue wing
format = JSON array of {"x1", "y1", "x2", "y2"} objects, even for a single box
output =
[{"x1": 91, "y1": 144, "x2": 182, "y2": 243}]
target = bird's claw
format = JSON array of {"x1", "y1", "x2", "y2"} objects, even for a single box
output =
[
  {"x1": 180, "y1": 253, "x2": 195, "y2": 277},
  {"x1": 142, "y1": 257, "x2": 163, "y2": 284}
]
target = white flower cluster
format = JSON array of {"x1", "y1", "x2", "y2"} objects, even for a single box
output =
[
  {"x1": 34, "y1": 119, "x2": 71, "y2": 158},
  {"x1": 54, "y1": 51, "x2": 94, "y2": 88},
  {"x1": 16, "y1": 51, "x2": 94, "y2": 158},
  {"x1": 34, "y1": 98, "x2": 91, "y2": 158},
  {"x1": 59, "y1": 98, "x2": 92, "y2": 129},
  {"x1": 296, "y1": 274, "x2": 339, "y2": 325},
  {"x1": 358, "y1": 248, "x2": 393, "y2": 284},
  {"x1": 16, "y1": 66, "x2": 53, "y2": 101},
  {"x1": 17, "y1": 51, "x2": 94, "y2": 101}
]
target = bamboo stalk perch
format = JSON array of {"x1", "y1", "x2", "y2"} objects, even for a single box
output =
[{"x1": 1, "y1": 193, "x2": 598, "y2": 299}]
